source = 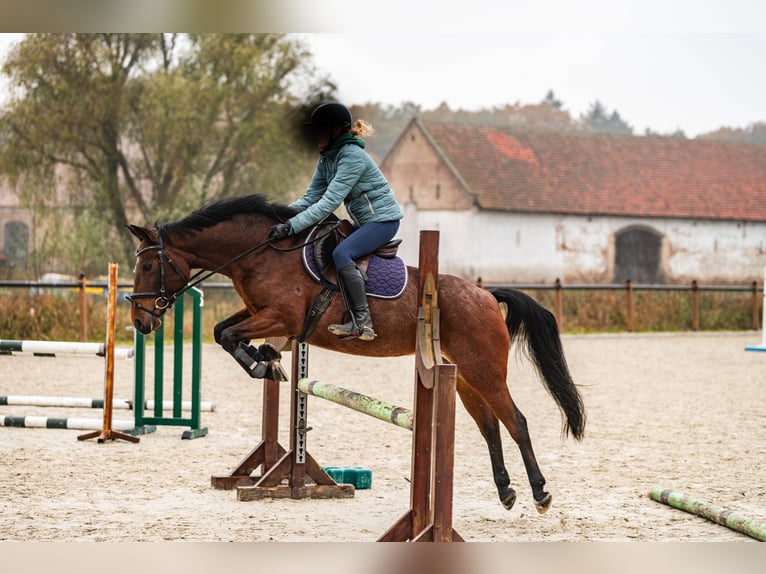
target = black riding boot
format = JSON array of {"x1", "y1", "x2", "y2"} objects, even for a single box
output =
[{"x1": 328, "y1": 263, "x2": 376, "y2": 341}]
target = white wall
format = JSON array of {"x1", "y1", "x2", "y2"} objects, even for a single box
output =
[{"x1": 396, "y1": 208, "x2": 766, "y2": 284}]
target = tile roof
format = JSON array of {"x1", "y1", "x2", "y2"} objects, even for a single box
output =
[{"x1": 416, "y1": 119, "x2": 766, "y2": 221}]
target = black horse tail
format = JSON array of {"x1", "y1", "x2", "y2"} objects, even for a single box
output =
[{"x1": 488, "y1": 287, "x2": 586, "y2": 441}]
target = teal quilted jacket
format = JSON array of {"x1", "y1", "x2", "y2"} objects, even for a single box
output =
[{"x1": 288, "y1": 134, "x2": 403, "y2": 234}]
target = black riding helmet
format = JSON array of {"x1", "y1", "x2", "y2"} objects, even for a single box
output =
[{"x1": 305, "y1": 102, "x2": 352, "y2": 129}]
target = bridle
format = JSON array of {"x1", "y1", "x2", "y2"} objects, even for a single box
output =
[{"x1": 126, "y1": 220, "x2": 341, "y2": 318}]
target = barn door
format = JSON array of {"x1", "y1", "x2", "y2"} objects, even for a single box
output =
[{"x1": 613, "y1": 226, "x2": 662, "y2": 283}]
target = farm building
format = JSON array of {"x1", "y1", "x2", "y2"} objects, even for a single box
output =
[{"x1": 380, "y1": 118, "x2": 766, "y2": 285}]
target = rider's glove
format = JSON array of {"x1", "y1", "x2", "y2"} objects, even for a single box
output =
[{"x1": 268, "y1": 222, "x2": 291, "y2": 240}]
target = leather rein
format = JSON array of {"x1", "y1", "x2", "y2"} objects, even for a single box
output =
[{"x1": 126, "y1": 220, "x2": 341, "y2": 318}]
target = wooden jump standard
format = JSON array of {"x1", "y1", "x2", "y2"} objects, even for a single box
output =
[{"x1": 211, "y1": 230, "x2": 461, "y2": 542}]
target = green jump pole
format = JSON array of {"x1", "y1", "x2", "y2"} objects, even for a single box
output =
[
  {"x1": 297, "y1": 379, "x2": 413, "y2": 431},
  {"x1": 649, "y1": 487, "x2": 766, "y2": 541}
]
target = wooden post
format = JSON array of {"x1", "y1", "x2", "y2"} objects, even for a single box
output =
[
  {"x1": 751, "y1": 280, "x2": 760, "y2": 331},
  {"x1": 78, "y1": 263, "x2": 139, "y2": 443},
  {"x1": 625, "y1": 279, "x2": 634, "y2": 333},
  {"x1": 691, "y1": 279, "x2": 699, "y2": 331},
  {"x1": 78, "y1": 273, "x2": 88, "y2": 342},
  {"x1": 379, "y1": 230, "x2": 462, "y2": 542}
]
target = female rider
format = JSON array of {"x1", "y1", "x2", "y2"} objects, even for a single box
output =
[{"x1": 269, "y1": 102, "x2": 403, "y2": 341}]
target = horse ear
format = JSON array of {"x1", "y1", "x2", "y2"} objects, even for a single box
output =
[{"x1": 125, "y1": 224, "x2": 156, "y2": 244}]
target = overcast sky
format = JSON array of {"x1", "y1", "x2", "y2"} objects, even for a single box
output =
[
  {"x1": 1, "y1": 1, "x2": 764, "y2": 138},
  {"x1": 299, "y1": 32, "x2": 765, "y2": 137}
]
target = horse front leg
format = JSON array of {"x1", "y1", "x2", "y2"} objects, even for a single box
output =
[
  {"x1": 214, "y1": 307, "x2": 252, "y2": 351},
  {"x1": 214, "y1": 308, "x2": 288, "y2": 380}
]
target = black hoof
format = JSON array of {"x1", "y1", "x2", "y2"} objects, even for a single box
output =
[
  {"x1": 257, "y1": 342, "x2": 282, "y2": 361},
  {"x1": 500, "y1": 489, "x2": 517, "y2": 510}
]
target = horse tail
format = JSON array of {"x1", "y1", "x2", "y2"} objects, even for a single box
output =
[{"x1": 488, "y1": 287, "x2": 586, "y2": 441}]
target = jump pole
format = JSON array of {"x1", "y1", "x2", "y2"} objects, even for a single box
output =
[
  {"x1": 0, "y1": 396, "x2": 216, "y2": 412},
  {"x1": 649, "y1": 487, "x2": 766, "y2": 541},
  {"x1": 0, "y1": 340, "x2": 133, "y2": 359},
  {"x1": 1, "y1": 415, "x2": 135, "y2": 431},
  {"x1": 77, "y1": 262, "x2": 139, "y2": 443},
  {"x1": 296, "y1": 379, "x2": 413, "y2": 430}
]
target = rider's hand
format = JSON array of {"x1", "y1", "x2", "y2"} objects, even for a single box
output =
[{"x1": 268, "y1": 223, "x2": 291, "y2": 240}]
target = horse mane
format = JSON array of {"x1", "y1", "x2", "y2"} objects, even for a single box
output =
[{"x1": 158, "y1": 194, "x2": 297, "y2": 240}]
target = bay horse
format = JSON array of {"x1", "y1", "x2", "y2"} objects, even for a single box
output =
[{"x1": 127, "y1": 194, "x2": 585, "y2": 513}]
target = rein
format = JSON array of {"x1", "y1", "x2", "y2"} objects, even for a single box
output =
[{"x1": 127, "y1": 220, "x2": 341, "y2": 316}]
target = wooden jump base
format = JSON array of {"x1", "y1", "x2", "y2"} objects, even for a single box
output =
[
  {"x1": 649, "y1": 487, "x2": 766, "y2": 541},
  {"x1": 212, "y1": 230, "x2": 462, "y2": 542},
  {"x1": 1, "y1": 415, "x2": 135, "y2": 431},
  {"x1": 0, "y1": 340, "x2": 133, "y2": 359},
  {"x1": 0, "y1": 395, "x2": 216, "y2": 412}
]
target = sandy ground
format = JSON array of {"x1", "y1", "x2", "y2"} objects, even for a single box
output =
[{"x1": 1, "y1": 331, "x2": 766, "y2": 544}]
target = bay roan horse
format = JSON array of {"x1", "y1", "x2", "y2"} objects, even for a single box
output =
[{"x1": 127, "y1": 194, "x2": 585, "y2": 514}]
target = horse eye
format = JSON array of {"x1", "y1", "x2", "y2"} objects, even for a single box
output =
[{"x1": 142, "y1": 262, "x2": 152, "y2": 272}]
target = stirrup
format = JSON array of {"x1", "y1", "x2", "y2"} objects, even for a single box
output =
[
  {"x1": 328, "y1": 321, "x2": 376, "y2": 341},
  {"x1": 328, "y1": 320, "x2": 355, "y2": 337}
]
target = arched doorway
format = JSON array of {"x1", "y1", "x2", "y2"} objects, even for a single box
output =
[{"x1": 613, "y1": 226, "x2": 663, "y2": 283}]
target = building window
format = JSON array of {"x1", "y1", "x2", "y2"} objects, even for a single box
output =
[
  {"x1": 3, "y1": 221, "x2": 29, "y2": 267},
  {"x1": 613, "y1": 225, "x2": 663, "y2": 283}
]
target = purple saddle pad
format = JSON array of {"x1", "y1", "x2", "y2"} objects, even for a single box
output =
[{"x1": 302, "y1": 230, "x2": 407, "y2": 299}]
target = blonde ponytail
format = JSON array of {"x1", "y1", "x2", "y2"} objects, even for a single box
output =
[{"x1": 350, "y1": 119, "x2": 374, "y2": 139}]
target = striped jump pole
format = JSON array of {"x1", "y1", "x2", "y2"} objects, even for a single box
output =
[
  {"x1": 1, "y1": 415, "x2": 135, "y2": 431},
  {"x1": 296, "y1": 379, "x2": 413, "y2": 431},
  {"x1": 0, "y1": 395, "x2": 216, "y2": 412},
  {"x1": 0, "y1": 340, "x2": 133, "y2": 359}
]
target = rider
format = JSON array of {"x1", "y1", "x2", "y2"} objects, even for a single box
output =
[{"x1": 269, "y1": 102, "x2": 403, "y2": 341}]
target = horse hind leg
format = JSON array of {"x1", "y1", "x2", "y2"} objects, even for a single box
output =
[
  {"x1": 457, "y1": 383, "x2": 517, "y2": 510},
  {"x1": 460, "y1": 378, "x2": 552, "y2": 514},
  {"x1": 511, "y1": 404, "x2": 552, "y2": 513}
]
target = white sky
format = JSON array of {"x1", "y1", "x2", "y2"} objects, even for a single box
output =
[
  {"x1": 1, "y1": 1, "x2": 765, "y2": 137},
  {"x1": 299, "y1": 32, "x2": 765, "y2": 137}
]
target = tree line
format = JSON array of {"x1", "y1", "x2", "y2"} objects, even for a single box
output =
[{"x1": 1, "y1": 34, "x2": 763, "y2": 278}]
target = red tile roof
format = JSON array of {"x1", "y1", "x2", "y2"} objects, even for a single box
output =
[{"x1": 416, "y1": 119, "x2": 766, "y2": 221}]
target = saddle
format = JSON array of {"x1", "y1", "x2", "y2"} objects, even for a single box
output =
[
  {"x1": 302, "y1": 216, "x2": 407, "y2": 299},
  {"x1": 295, "y1": 216, "x2": 408, "y2": 342}
]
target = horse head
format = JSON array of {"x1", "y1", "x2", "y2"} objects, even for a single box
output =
[{"x1": 126, "y1": 224, "x2": 191, "y2": 335}]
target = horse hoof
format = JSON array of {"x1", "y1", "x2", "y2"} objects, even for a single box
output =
[
  {"x1": 534, "y1": 493, "x2": 552, "y2": 514},
  {"x1": 501, "y1": 490, "x2": 517, "y2": 510}
]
